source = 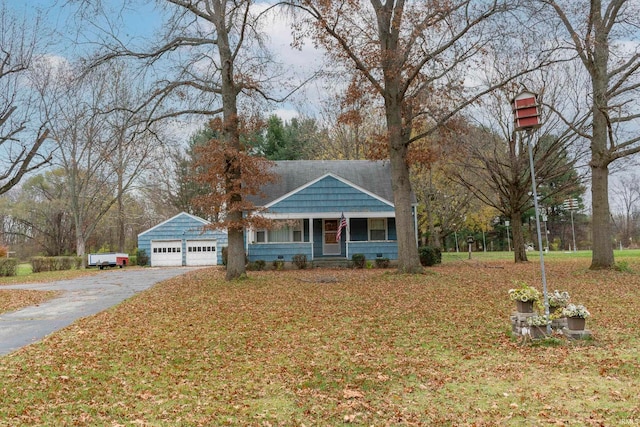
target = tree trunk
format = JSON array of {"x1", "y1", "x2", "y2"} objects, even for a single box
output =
[
  {"x1": 590, "y1": 164, "x2": 614, "y2": 268},
  {"x1": 117, "y1": 173, "x2": 125, "y2": 253},
  {"x1": 511, "y1": 211, "x2": 528, "y2": 263},
  {"x1": 385, "y1": 93, "x2": 421, "y2": 273},
  {"x1": 390, "y1": 149, "x2": 421, "y2": 273},
  {"x1": 215, "y1": 1, "x2": 246, "y2": 280},
  {"x1": 225, "y1": 224, "x2": 245, "y2": 281},
  {"x1": 76, "y1": 232, "x2": 86, "y2": 268},
  {"x1": 588, "y1": 1, "x2": 614, "y2": 269}
]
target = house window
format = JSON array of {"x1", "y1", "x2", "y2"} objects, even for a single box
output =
[
  {"x1": 369, "y1": 218, "x2": 387, "y2": 241},
  {"x1": 256, "y1": 220, "x2": 303, "y2": 243}
]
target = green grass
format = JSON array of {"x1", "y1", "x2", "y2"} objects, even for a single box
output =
[
  {"x1": 16, "y1": 263, "x2": 32, "y2": 275},
  {"x1": 444, "y1": 248, "x2": 640, "y2": 263},
  {"x1": 1, "y1": 258, "x2": 639, "y2": 425},
  {"x1": 0, "y1": 263, "x2": 102, "y2": 286}
]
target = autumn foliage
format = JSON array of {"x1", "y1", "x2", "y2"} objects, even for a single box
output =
[{"x1": 191, "y1": 118, "x2": 278, "y2": 231}]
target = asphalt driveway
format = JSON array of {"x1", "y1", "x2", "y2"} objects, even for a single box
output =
[{"x1": 0, "y1": 267, "x2": 201, "y2": 356}]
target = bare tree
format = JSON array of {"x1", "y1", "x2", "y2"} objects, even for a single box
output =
[
  {"x1": 539, "y1": 0, "x2": 640, "y2": 269},
  {"x1": 70, "y1": 0, "x2": 292, "y2": 279},
  {"x1": 98, "y1": 62, "x2": 162, "y2": 252},
  {"x1": 448, "y1": 76, "x2": 586, "y2": 262},
  {"x1": 33, "y1": 60, "x2": 157, "y2": 264},
  {"x1": 411, "y1": 163, "x2": 476, "y2": 250},
  {"x1": 3, "y1": 169, "x2": 75, "y2": 256},
  {"x1": 611, "y1": 174, "x2": 640, "y2": 248},
  {"x1": 289, "y1": 1, "x2": 552, "y2": 273},
  {"x1": 0, "y1": 3, "x2": 51, "y2": 195}
]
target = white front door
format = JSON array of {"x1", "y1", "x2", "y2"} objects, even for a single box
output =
[{"x1": 323, "y1": 219, "x2": 341, "y2": 255}]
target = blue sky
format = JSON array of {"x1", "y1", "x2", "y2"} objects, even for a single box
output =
[
  {"x1": 11, "y1": 0, "x2": 163, "y2": 56},
  {"x1": 11, "y1": 0, "x2": 326, "y2": 123}
]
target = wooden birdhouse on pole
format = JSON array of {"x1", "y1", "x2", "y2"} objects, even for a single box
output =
[{"x1": 512, "y1": 91, "x2": 541, "y2": 130}]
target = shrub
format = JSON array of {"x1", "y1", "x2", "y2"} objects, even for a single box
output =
[
  {"x1": 292, "y1": 254, "x2": 308, "y2": 269},
  {"x1": 0, "y1": 258, "x2": 18, "y2": 277},
  {"x1": 30, "y1": 256, "x2": 79, "y2": 272},
  {"x1": 31, "y1": 257, "x2": 51, "y2": 273},
  {"x1": 247, "y1": 260, "x2": 266, "y2": 271},
  {"x1": 419, "y1": 246, "x2": 442, "y2": 266},
  {"x1": 375, "y1": 257, "x2": 390, "y2": 268},
  {"x1": 221, "y1": 247, "x2": 228, "y2": 266},
  {"x1": 352, "y1": 253, "x2": 366, "y2": 269},
  {"x1": 59, "y1": 257, "x2": 73, "y2": 271},
  {"x1": 136, "y1": 249, "x2": 149, "y2": 266},
  {"x1": 273, "y1": 259, "x2": 285, "y2": 270},
  {"x1": 0, "y1": 245, "x2": 8, "y2": 258}
]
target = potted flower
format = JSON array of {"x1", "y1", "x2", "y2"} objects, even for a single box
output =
[
  {"x1": 508, "y1": 281, "x2": 540, "y2": 313},
  {"x1": 562, "y1": 303, "x2": 590, "y2": 330},
  {"x1": 547, "y1": 290, "x2": 571, "y2": 315},
  {"x1": 526, "y1": 315, "x2": 551, "y2": 338}
]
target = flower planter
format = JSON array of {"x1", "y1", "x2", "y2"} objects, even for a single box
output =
[
  {"x1": 567, "y1": 316, "x2": 586, "y2": 331},
  {"x1": 530, "y1": 326, "x2": 547, "y2": 339},
  {"x1": 548, "y1": 306, "x2": 562, "y2": 315},
  {"x1": 516, "y1": 300, "x2": 534, "y2": 313}
]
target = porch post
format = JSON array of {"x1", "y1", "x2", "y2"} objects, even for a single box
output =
[
  {"x1": 345, "y1": 215, "x2": 349, "y2": 260},
  {"x1": 309, "y1": 216, "x2": 314, "y2": 260}
]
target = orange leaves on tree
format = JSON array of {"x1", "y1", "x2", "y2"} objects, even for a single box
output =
[{"x1": 192, "y1": 117, "x2": 278, "y2": 231}]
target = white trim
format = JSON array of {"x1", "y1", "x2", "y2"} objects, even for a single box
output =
[
  {"x1": 138, "y1": 212, "x2": 210, "y2": 238},
  {"x1": 255, "y1": 211, "x2": 393, "y2": 220},
  {"x1": 264, "y1": 173, "x2": 394, "y2": 209},
  {"x1": 254, "y1": 219, "x2": 303, "y2": 243},
  {"x1": 368, "y1": 218, "x2": 388, "y2": 241}
]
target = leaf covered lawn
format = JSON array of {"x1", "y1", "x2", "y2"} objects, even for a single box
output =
[
  {"x1": 1, "y1": 258, "x2": 639, "y2": 426},
  {"x1": 0, "y1": 290, "x2": 59, "y2": 315}
]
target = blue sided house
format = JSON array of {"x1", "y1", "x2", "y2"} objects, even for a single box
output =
[
  {"x1": 246, "y1": 160, "x2": 418, "y2": 263},
  {"x1": 137, "y1": 212, "x2": 228, "y2": 267}
]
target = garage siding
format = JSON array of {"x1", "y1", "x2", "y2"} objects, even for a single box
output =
[{"x1": 138, "y1": 212, "x2": 228, "y2": 266}]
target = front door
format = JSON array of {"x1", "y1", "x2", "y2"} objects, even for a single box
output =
[{"x1": 323, "y1": 219, "x2": 341, "y2": 255}]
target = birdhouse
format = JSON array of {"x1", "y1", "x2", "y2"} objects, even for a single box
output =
[{"x1": 512, "y1": 91, "x2": 541, "y2": 130}]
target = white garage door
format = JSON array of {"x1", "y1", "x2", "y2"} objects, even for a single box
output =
[
  {"x1": 186, "y1": 240, "x2": 217, "y2": 266},
  {"x1": 151, "y1": 240, "x2": 182, "y2": 266}
]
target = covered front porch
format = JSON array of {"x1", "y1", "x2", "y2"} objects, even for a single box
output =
[{"x1": 245, "y1": 213, "x2": 406, "y2": 263}]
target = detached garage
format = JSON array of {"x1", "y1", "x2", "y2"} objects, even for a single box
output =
[{"x1": 137, "y1": 212, "x2": 228, "y2": 267}]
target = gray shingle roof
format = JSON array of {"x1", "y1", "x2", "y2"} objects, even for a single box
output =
[{"x1": 250, "y1": 160, "x2": 401, "y2": 207}]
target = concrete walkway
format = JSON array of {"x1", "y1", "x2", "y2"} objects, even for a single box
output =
[{"x1": 0, "y1": 267, "x2": 201, "y2": 357}]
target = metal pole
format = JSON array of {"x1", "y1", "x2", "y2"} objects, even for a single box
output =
[
  {"x1": 526, "y1": 130, "x2": 550, "y2": 332},
  {"x1": 543, "y1": 217, "x2": 549, "y2": 252},
  {"x1": 570, "y1": 210, "x2": 577, "y2": 252}
]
